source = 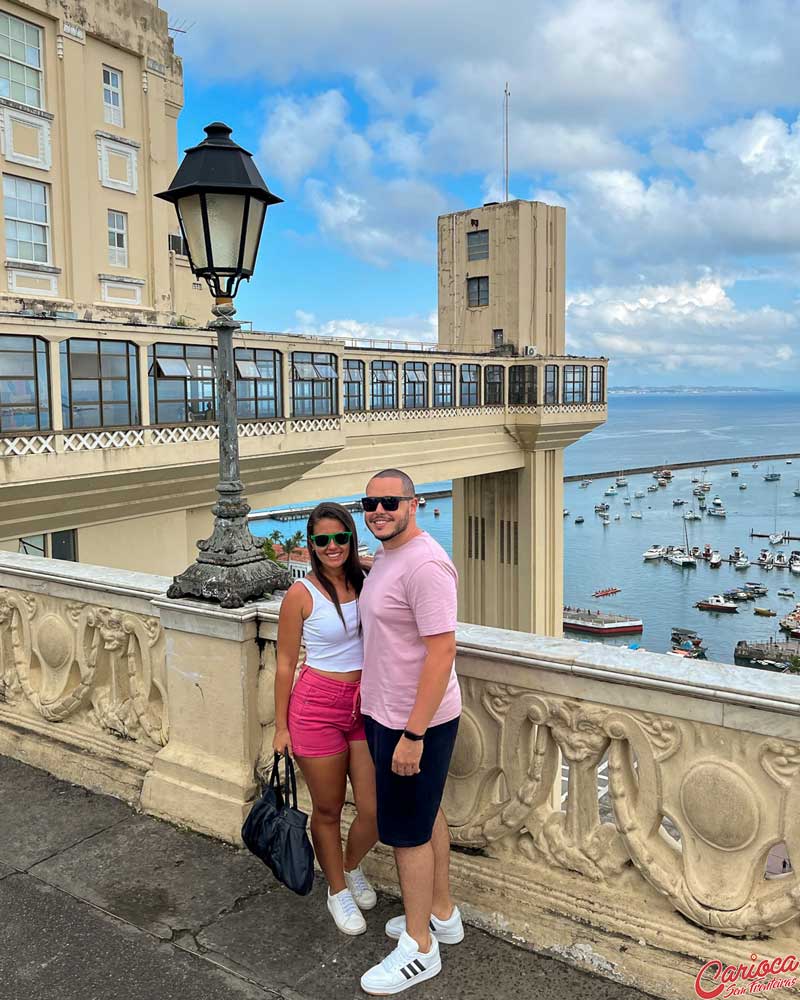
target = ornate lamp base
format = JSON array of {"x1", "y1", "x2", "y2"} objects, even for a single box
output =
[{"x1": 167, "y1": 485, "x2": 293, "y2": 608}]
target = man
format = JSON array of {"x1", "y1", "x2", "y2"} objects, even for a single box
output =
[{"x1": 357, "y1": 468, "x2": 463, "y2": 995}]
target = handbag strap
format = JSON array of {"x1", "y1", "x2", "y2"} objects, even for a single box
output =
[
  {"x1": 282, "y1": 753, "x2": 298, "y2": 809},
  {"x1": 269, "y1": 752, "x2": 285, "y2": 808}
]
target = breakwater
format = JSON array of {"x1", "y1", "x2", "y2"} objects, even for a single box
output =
[{"x1": 563, "y1": 452, "x2": 800, "y2": 483}]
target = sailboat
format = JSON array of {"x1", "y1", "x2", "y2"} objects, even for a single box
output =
[
  {"x1": 669, "y1": 516, "x2": 697, "y2": 567},
  {"x1": 794, "y1": 479, "x2": 800, "y2": 498},
  {"x1": 769, "y1": 490, "x2": 784, "y2": 544},
  {"x1": 764, "y1": 465, "x2": 781, "y2": 482}
]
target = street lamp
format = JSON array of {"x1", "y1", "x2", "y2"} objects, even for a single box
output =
[{"x1": 157, "y1": 122, "x2": 290, "y2": 608}]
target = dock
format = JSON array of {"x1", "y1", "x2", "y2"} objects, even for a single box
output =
[
  {"x1": 734, "y1": 638, "x2": 800, "y2": 665},
  {"x1": 750, "y1": 530, "x2": 800, "y2": 542}
]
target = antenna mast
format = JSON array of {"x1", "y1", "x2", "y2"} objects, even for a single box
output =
[{"x1": 503, "y1": 82, "x2": 510, "y2": 202}]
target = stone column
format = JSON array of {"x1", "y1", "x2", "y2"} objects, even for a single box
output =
[{"x1": 140, "y1": 598, "x2": 262, "y2": 843}]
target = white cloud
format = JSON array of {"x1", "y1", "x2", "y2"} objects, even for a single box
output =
[{"x1": 288, "y1": 309, "x2": 437, "y2": 345}]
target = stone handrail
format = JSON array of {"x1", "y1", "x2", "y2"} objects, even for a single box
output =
[{"x1": 0, "y1": 551, "x2": 797, "y2": 998}]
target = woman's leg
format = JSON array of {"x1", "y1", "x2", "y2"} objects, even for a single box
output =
[
  {"x1": 344, "y1": 740, "x2": 379, "y2": 871},
  {"x1": 295, "y1": 751, "x2": 349, "y2": 893}
]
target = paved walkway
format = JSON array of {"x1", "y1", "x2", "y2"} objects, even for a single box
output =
[{"x1": 0, "y1": 756, "x2": 655, "y2": 1000}]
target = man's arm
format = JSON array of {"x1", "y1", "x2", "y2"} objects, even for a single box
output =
[{"x1": 392, "y1": 631, "x2": 457, "y2": 776}]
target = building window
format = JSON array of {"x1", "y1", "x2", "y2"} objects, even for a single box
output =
[
  {"x1": 168, "y1": 232, "x2": 188, "y2": 256},
  {"x1": 0, "y1": 334, "x2": 50, "y2": 432},
  {"x1": 60, "y1": 339, "x2": 139, "y2": 429},
  {"x1": 433, "y1": 363, "x2": 455, "y2": 408},
  {"x1": 19, "y1": 533, "x2": 45, "y2": 556},
  {"x1": 563, "y1": 365, "x2": 587, "y2": 404},
  {"x1": 371, "y1": 360, "x2": 397, "y2": 410},
  {"x1": 403, "y1": 361, "x2": 428, "y2": 409},
  {"x1": 544, "y1": 364, "x2": 559, "y2": 404},
  {"x1": 0, "y1": 13, "x2": 43, "y2": 109},
  {"x1": 509, "y1": 365, "x2": 537, "y2": 405},
  {"x1": 467, "y1": 229, "x2": 489, "y2": 261},
  {"x1": 484, "y1": 365, "x2": 504, "y2": 405},
  {"x1": 291, "y1": 352, "x2": 337, "y2": 417},
  {"x1": 102, "y1": 66, "x2": 123, "y2": 126},
  {"x1": 107, "y1": 210, "x2": 128, "y2": 268},
  {"x1": 591, "y1": 365, "x2": 605, "y2": 403},
  {"x1": 3, "y1": 175, "x2": 49, "y2": 264},
  {"x1": 235, "y1": 347, "x2": 281, "y2": 420},
  {"x1": 467, "y1": 276, "x2": 489, "y2": 307},
  {"x1": 148, "y1": 343, "x2": 216, "y2": 424},
  {"x1": 492, "y1": 329, "x2": 504, "y2": 348},
  {"x1": 460, "y1": 364, "x2": 480, "y2": 407},
  {"x1": 51, "y1": 529, "x2": 76, "y2": 561},
  {"x1": 343, "y1": 359, "x2": 365, "y2": 411}
]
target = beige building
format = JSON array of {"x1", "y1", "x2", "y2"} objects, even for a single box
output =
[{"x1": 0, "y1": 1, "x2": 607, "y2": 638}]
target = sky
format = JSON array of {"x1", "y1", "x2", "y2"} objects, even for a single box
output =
[{"x1": 166, "y1": 0, "x2": 800, "y2": 388}]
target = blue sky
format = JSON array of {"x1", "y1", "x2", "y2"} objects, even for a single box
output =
[{"x1": 168, "y1": 0, "x2": 800, "y2": 388}]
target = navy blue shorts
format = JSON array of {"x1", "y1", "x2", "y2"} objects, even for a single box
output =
[{"x1": 363, "y1": 715, "x2": 460, "y2": 848}]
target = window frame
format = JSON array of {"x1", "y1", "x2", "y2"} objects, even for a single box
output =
[
  {"x1": 148, "y1": 342, "x2": 217, "y2": 425},
  {"x1": 544, "y1": 364, "x2": 559, "y2": 405},
  {"x1": 343, "y1": 358, "x2": 365, "y2": 412},
  {"x1": 563, "y1": 364, "x2": 588, "y2": 404},
  {"x1": 509, "y1": 365, "x2": 538, "y2": 406},
  {"x1": 403, "y1": 361, "x2": 428, "y2": 409},
  {"x1": 591, "y1": 365, "x2": 605, "y2": 404},
  {"x1": 102, "y1": 65, "x2": 123, "y2": 127},
  {"x1": 60, "y1": 338, "x2": 140, "y2": 430},
  {"x1": 291, "y1": 351, "x2": 338, "y2": 418},
  {"x1": 467, "y1": 275, "x2": 489, "y2": 307},
  {"x1": 3, "y1": 174, "x2": 50, "y2": 265},
  {"x1": 459, "y1": 364, "x2": 480, "y2": 407},
  {"x1": 0, "y1": 333, "x2": 51, "y2": 433},
  {"x1": 433, "y1": 362, "x2": 456, "y2": 408},
  {"x1": 107, "y1": 209, "x2": 128, "y2": 268},
  {"x1": 484, "y1": 365, "x2": 504, "y2": 405},
  {"x1": 467, "y1": 228, "x2": 489, "y2": 261},
  {"x1": 234, "y1": 347, "x2": 282, "y2": 421},
  {"x1": 0, "y1": 12, "x2": 44, "y2": 109},
  {"x1": 370, "y1": 360, "x2": 398, "y2": 410}
]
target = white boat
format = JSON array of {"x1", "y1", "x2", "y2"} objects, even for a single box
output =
[
  {"x1": 707, "y1": 507, "x2": 726, "y2": 517},
  {"x1": 614, "y1": 514, "x2": 621, "y2": 521},
  {"x1": 623, "y1": 498, "x2": 632, "y2": 505},
  {"x1": 757, "y1": 549, "x2": 774, "y2": 567},
  {"x1": 575, "y1": 516, "x2": 584, "y2": 524},
  {"x1": 710, "y1": 551, "x2": 722, "y2": 568},
  {"x1": 634, "y1": 490, "x2": 645, "y2": 499},
  {"x1": 595, "y1": 502, "x2": 610, "y2": 513},
  {"x1": 669, "y1": 548, "x2": 697, "y2": 568},
  {"x1": 672, "y1": 498, "x2": 686, "y2": 507},
  {"x1": 691, "y1": 476, "x2": 700, "y2": 483},
  {"x1": 563, "y1": 508, "x2": 569, "y2": 517},
  {"x1": 647, "y1": 484, "x2": 658, "y2": 493},
  {"x1": 604, "y1": 485, "x2": 618, "y2": 496},
  {"x1": 712, "y1": 496, "x2": 723, "y2": 506},
  {"x1": 643, "y1": 545, "x2": 666, "y2": 560},
  {"x1": 739, "y1": 483, "x2": 748, "y2": 490},
  {"x1": 417, "y1": 496, "x2": 426, "y2": 507},
  {"x1": 700, "y1": 482, "x2": 712, "y2": 491},
  {"x1": 774, "y1": 553, "x2": 789, "y2": 569},
  {"x1": 580, "y1": 480, "x2": 591, "y2": 488},
  {"x1": 731, "y1": 469, "x2": 740, "y2": 477},
  {"x1": 778, "y1": 589, "x2": 795, "y2": 598},
  {"x1": 734, "y1": 556, "x2": 750, "y2": 570},
  {"x1": 631, "y1": 512, "x2": 643, "y2": 519},
  {"x1": 615, "y1": 475, "x2": 628, "y2": 486},
  {"x1": 769, "y1": 532, "x2": 785, "y2": 545},
  {"x1": 764, "y1": 468, "x2": 781, "y2": 482},
  {"x1": 657, "y1": 478, "x2": 668, "y2": 487},
  {"x1": 684, "y1": 510, "x2": 702, "y2": 521},
  {"x1": 601, "y1": 515, "x2": 611, "y2": 526}
]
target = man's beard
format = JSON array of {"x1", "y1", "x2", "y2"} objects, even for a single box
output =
[{"x1": 368, "y1": 509, "x2": 410, "y2": 541}]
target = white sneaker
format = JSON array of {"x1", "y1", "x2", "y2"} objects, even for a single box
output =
[
  {"x1": 385, "y1": 905, "x2": 464, "y2": 945},
  {"x1": 345, "y1": 866, "x2": 377, "y2": 910},
  {"x1": 327, "y1": 887, "x2": 366, "y2": 935},
  {"x1": 361, "y1": 930, "x2": 441, "y2": 995}
]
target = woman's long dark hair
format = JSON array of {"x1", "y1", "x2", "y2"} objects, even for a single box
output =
[{"x1": 307, "y1": 502, "x2": 364, "y2": 631}]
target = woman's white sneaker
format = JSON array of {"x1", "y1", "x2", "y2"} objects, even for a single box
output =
[
  {"x1": 327, "y1": 887, "x2": 366, "y2": 935},
  {"x1": 361, "y1": 931, "x2": 441, "y2": 995},
  {"x1": 345, "y1": 865, "x2": 377, "y2": 910},
  {"x1": 385, "y1": 905, "x2": 464, "y2": 945}
]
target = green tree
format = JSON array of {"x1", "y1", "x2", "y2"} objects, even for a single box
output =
[
  {"x1": 787, "y1": 655, "x2": 800, "y2": 675},
  {"x1": 262, "y1": 528, "x2": 285, "y2": 563},
  {"x1": 284, "y1": 530, "x2": 305, "y2": 558},
  {"x1": 262, "y1": 527, "x2": 305, "y2": 566}
]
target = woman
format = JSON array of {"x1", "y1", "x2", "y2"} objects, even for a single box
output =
[{"x1": 273, "y1": 502, "x2": 378, "y2": 935}]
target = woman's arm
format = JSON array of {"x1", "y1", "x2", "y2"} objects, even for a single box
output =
[{"x1": 273, "y1": 582, "x2": 309, "y2": 755}]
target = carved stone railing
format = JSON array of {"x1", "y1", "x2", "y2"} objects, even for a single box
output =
[{"x1": 0, "y1": 550, "x2": 797, "y2": 999}]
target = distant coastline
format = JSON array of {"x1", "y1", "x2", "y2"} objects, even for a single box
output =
[{"x1": 609, "y1": 386, "x2": 787, "y2": 396}]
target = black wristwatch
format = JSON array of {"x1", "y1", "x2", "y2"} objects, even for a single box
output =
[{"x1": 403, "y1": 729, "x2": 425, "y2": 742}]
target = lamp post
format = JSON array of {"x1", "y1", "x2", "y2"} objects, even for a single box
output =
[{"x1": 156, "y1": 122, "x2": 291, "y2": 608}]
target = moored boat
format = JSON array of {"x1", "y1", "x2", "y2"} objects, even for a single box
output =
[
  {"x1": 643, "y1": 544, "x2": 666, "y2": 560},
  {"x1": 631, "y1": 511, "x2": 643, "y2": 519},
  {"x1": 731, "y1": 469, "x2": 739, "y2": 477},
  {"x1": 563, "y1": 607, "x2": 643, "y2": 635},
  {"x1": 709, "y1": 551, "x2": 722, "y2": 568},
  {"x1": 695, "y1": 595, "x2": 738, "y2": 613},
  {"x1": 634, "y1": 490, "x2": 645, "y2": 498},
  {"x1": 575, "y1": 516, "x2": 584, "y2": 524},
  {"x1": 707, "y1": 506, "x2": 726, "y2": 517},
  {"x1": 604, "y1": 485, "x2": 618, "y2": 496},
  {"x1": 754, "y1": 607, "x2": 777, "y2": 617}
]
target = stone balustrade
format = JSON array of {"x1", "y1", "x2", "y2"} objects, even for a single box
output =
[{"x1": 0, "y1": 550, "x2": 797, "y2": 999}]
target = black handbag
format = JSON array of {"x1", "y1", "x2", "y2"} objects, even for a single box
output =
[{"x1": 241, "y1": 752, "x2": 315, "y2": 896}]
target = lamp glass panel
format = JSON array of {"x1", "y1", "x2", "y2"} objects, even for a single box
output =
[
  {"x1": 241, "y1": 198, "x2": 266, "y2": 273},
  {"x1": 176, "y1": 194, "x2": 208, "y2": 269},
  {"x1": 205, "y1": 193, "x2": 246, "y2": 271}
]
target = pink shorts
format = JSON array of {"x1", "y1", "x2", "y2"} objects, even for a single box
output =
[{"x1": 288, "y1": 665, "x2": 366, "y2": 758}]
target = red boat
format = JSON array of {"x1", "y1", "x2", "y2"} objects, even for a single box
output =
[
  {"x1": 563, "y1": 607, "x2": 643, "y2": 635},
  {"x1": 592, "y1": 587, "x2": 621, "y2": 597}
]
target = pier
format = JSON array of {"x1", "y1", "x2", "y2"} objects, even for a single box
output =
[
  {"x1": 750, "y1": 530, "x2": 800, "y2": 542},
  {"x1": 734, "y1": 638, "x2": 800, "y2": 666},
  {"x1": 564, "y1": 451, "x2": 800, "y2": 483}
]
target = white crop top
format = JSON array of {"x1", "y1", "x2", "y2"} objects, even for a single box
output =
[{"x1": 299, "y1": 577, "x2": 364, "y2": 672}]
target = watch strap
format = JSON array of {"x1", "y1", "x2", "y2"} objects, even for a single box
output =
[{"x1": 403, "y1": 729, "x2": 425, "y2": 742}]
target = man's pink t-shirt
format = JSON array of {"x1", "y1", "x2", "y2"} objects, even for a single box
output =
[{"x1": 359, "y1": 531, "x2": 461, "y2": 730}]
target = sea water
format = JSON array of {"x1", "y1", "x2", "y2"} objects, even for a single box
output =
[{"x1": 251, "y1": 391, "x2": 800, "y2": 663}]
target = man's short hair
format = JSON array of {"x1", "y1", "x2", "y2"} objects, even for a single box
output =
[{"x1": 368, "y1": 468, "x2": 416, "y2": 495}]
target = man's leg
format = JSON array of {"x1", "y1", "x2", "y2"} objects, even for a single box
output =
[
  {"x1": 430, "y1": 808, "x2": 455, "y2": 920},
  {"x1": 394, "y1": 841, "x2": 434, "y2": 952}
]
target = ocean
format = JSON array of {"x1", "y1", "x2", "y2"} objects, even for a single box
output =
[{"x1": 251, "y1": 391, "x2": 800, "y2": 664}]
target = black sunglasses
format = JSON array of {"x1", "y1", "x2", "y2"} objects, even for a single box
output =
[
  {"x1": 360, "y1": 495, "x2": 415, "y2": 512},
  {"x1": 309, "y1": 531, "x2": 352, "y2": 548}
]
